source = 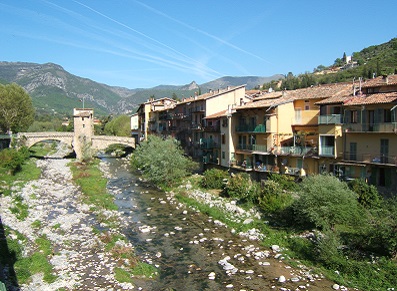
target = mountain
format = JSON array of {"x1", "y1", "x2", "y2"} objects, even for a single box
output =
[
  {"x1": 200, "y1": 75, "x2": 284, "y2": 92},
  {"x1": 0, "y1": 61, "x2": 281, "y2": 116}
]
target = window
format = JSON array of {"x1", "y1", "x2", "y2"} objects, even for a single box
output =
[
  {"x1": 351, "y1": 110, "x2": 358, "y2": 123},
  {"x1": 222, "y1": 151, "x2": 225, "y2": 159},
  {"x1": 304, "y1": 100, "x2": 310, "y2": 110},
  {"x1": 222, "y1": 134, "x2": 225, "y2": 144}
]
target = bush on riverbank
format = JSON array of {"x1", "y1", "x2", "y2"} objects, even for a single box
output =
[
  {"x1": 0, "y1": 147, "x2": 30, "y2": 175},
  {"x1": 131, "y1": 135, "x2": 198, "y2": 188},
  {"x1": 200, "y1": 168, "x2": 229, "y2": 189},
  {"x1": 178, "y1": 169, "x2": 397, "y2": 290}
]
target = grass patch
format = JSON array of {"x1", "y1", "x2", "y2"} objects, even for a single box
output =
[
  {"x1": 0, "y1": 159, "x2": 41, "y2": 196},
  {"x1": 2, "y1": 228, "x2": 57, "y2": 285},
  {"x1": 70, "y1": 160, "x2": 117, "y2": 211},
  {"x1": 132, "y1": 262, "x2": 158, "y2": 278},
  {"x1": 29, "y1": 142, "x2": 57, "y2": 157},
  {"x1": 9, "y1": 195, "x2": 29, "y2": 221},
  {"x1": 31, "y1": 220, "x2": 42, "y2": 229},
  {"x1": 114, "y1": 267, "x2": 134, "y2": 283}
]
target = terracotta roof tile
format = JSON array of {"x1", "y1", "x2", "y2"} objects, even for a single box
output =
[
  {"x1": 361, "y1": 75, "x2": 397, "y2": 88},
  {"x1": 204, "y1": 110, "x2": 228, "y2": 119},
  {"x1": 344, "y1": 92, "x2": 397, "y2": 106}
]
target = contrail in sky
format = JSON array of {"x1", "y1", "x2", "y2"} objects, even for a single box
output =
[
  {"x1": 71, "y1": 0, "x2": 223, "y2": 77},
  {"x1": 133, "y1": 0, "x2": 272, "y2": 64}
]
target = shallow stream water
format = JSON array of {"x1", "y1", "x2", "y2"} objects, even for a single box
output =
[{"x1": 102, "y1": 158, "x2": 333, "y2": 291}]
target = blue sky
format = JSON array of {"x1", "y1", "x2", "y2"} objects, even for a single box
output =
[{"x1": 1, "y1": 0, "x2": 396, "y2": 89}]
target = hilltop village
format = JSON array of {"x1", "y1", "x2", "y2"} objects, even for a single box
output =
[{"x1": 132, "y1": 74, "x2": 397, "y2": 193}]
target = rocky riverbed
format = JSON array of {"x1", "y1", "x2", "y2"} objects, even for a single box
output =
[{"x1": 0, "y1": 155, "x2": 352, "y2": 290}]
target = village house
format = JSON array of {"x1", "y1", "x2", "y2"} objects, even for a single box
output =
[{"x1": 134, "y1": 74, "x2": 397, "y2": 192}]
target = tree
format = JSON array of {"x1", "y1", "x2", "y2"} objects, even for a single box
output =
[
  {"x1": 131, "y1": 135, "x2": 198, "y2": 188},
  {"x1": 0, "y1": 83, "x2": 35, "y2": 133},
  {"x1": 293, "y1": 175, "x2": 364, "y2": 230},
  {"x1": 104, "y1": 115, "x2": 131, "y2": 136}
]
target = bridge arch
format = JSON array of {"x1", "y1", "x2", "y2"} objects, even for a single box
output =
[{"x1": 18, "y1": 132, "x2": 74, "y2": 149}]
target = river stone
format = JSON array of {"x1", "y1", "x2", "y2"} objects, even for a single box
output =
[
  {"x1": 278, "y1": 275, "x2": 286, "y2": 283},
  {"x1": 271, "y1": 245, "x2": 280, "y2": 252},
  {"x1": 332, "y1": 284, "x2": 340, "y2": 290}
]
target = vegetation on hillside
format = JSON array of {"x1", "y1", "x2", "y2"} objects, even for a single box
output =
[{"x1": 263, "y1": 38, "x2": 397, "y2": 91}]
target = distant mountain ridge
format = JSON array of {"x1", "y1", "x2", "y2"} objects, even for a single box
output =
[{"x1": 0, "y1": 61, "x2": 281, "y2": 116}]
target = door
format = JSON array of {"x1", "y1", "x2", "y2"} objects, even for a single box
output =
[
  {"x1": 295, "y1": 108, "x2": 302, "y2": 124},
  {"x1": 380, "y1": 139, "x2": 389, "y2": 163}
]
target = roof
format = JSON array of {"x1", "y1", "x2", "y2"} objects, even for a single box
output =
[
  {"x1": 286, "y1": 82, "x2": 352, "y2": 100},
  {"x1": 361, "y1": 74, "x2": 397, "y2": 88},
  {"x1": 204, "y1": 109, "x2": 229, "y2": 119},
  {"x1": 236, "y1": 83, "x2": 352, "y2": 110},
  {"x1": 176, "y1": 85, "x2": 246, "y2": 105},
  {"x1": 344, "y1": 92, "x2": 397, "y2": 106},
  {"x1": 316, "y1": 92, "x2": 397, "y2": 106},
  {"x1": 235, "y1": 94, "x2": 294, "y2": 110}
]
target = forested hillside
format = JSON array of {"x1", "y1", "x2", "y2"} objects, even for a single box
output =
[{"x1": 263, "y1": 38, "x2": 397, "y2": 90}]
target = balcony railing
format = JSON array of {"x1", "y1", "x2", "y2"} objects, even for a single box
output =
[
  {"x1": 191, "y1": 123, "x2": 203, "y2": 130},
  {"x1": 318, "y1": 114, "x2": 342, "y2": 125},
  {"x1": 203, "y1": 124, "x2": 220, "y2": 132},
  {"x1": 236, "y1": 123, "x2": 266, "y2": 133},
  {"x1": 319, "y1": 146, "x2": 334, "y2": 157},
  {"x1": 343, "y1": 122, "x2": 397, "y2": 133},
  {"x1": 236, "y1": 144, "x2": 269, "y2": 153},
  {"x1": 171, "y1": 113, "x2": 191, "y2": 120},
  {"x1": 273, "y1": 146, "x2": 313, "y2": 156},
  {"x1": 237, "y1": 143, "x2": 254, "y2": 151},
  {"x1": 252, "y1": 144, "x2": 267, "y2": 152},
  {"x1": 200, "y1": 139, "x2": 219, "y2": 149},
  {"x1": 343, "y1": 152, "x2": 397, "y2": 165}
]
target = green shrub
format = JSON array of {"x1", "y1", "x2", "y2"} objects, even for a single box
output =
[
  {"x1": 200, "y1": 168, "x2": 228, "y2": 189},
  {"x1": 0, "y1": 147, "x2": 30, "y2": 175},
  {"x1": 268, "y1": 173, "x2": 299, "y2": 191},
  {"x1": 258, "y1": 180, "x2": 294, "y2": 213},
  {"x1": 348, "y1": 178, "x2": 380, "y2": 208},
  {"x1": 292, "y1": 174, "x2": 365, "y2": 230},
  {"x1": 364, "y1": 199, "x2": 397, "y2": 258},
  {"x1": 314, "y1": 230, "x2": 344, "y2": 268},
  {"x1": 223, "y1": 173, "x2": 260, "y2": 203},
  {"x1": 131, "y1": 135, "x2": 198, "y2": 188}
]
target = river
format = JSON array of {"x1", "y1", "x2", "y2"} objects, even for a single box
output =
[
  {"x1": 0, "y1": 155, "x2": 339, "y2": 290},
  {"x1": 102, "y1": 157, "x2": 337, "y2": 291}
]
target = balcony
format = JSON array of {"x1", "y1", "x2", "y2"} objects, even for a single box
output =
[
  {"x1": 273, "y1": 146, "x2": 313, "y2": 156},
  {"x1": 191, "y1": 123, "x2": 203, "y2": 130},
  {"x1": 237, "y1": 144, "x2": 270, "y2": 153},
  {"x1": 172, "y1": 113, "x2": 191, "y2": 120},
  {"x1": 252, "y1": 144, "x2": 267, "y2": 153},
  {"x1": 343, "y1": 122, "x2": 397, "y2": 133},
  {"x1": 203, "y1": 124, "x2": 220, "y2": 132},
  {"x1": 343, "y1": 152, "x2": 397, "y2": 165},
  {"x1": 236, "y1": 123, "x2": 266, "y2": 133},
  {"x1": 236, "y1": 143, "x2": 254, "y2": 151},
  {"x1": 318, "y1": 114, "x2": 342, "y2": 125},
  {"x1": 200, "y1": 139, "x2": 219, "y2": 149}
]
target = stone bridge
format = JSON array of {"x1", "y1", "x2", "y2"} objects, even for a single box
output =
[{"x1": 17, "y1": 108, "x2": 135, "y2": 160}]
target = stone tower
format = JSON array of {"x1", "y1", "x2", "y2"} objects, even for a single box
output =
[{"x1": 73, "y1": 108, "x2": 94, "y2": 160}]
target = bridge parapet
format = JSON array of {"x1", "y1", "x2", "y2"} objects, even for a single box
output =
[
  {"x1": 17, "y1": 132, "x2": 74, "y2": 148},
  {"x1": 92, "y1": 135, "x2": 135, "y2": 151}
]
